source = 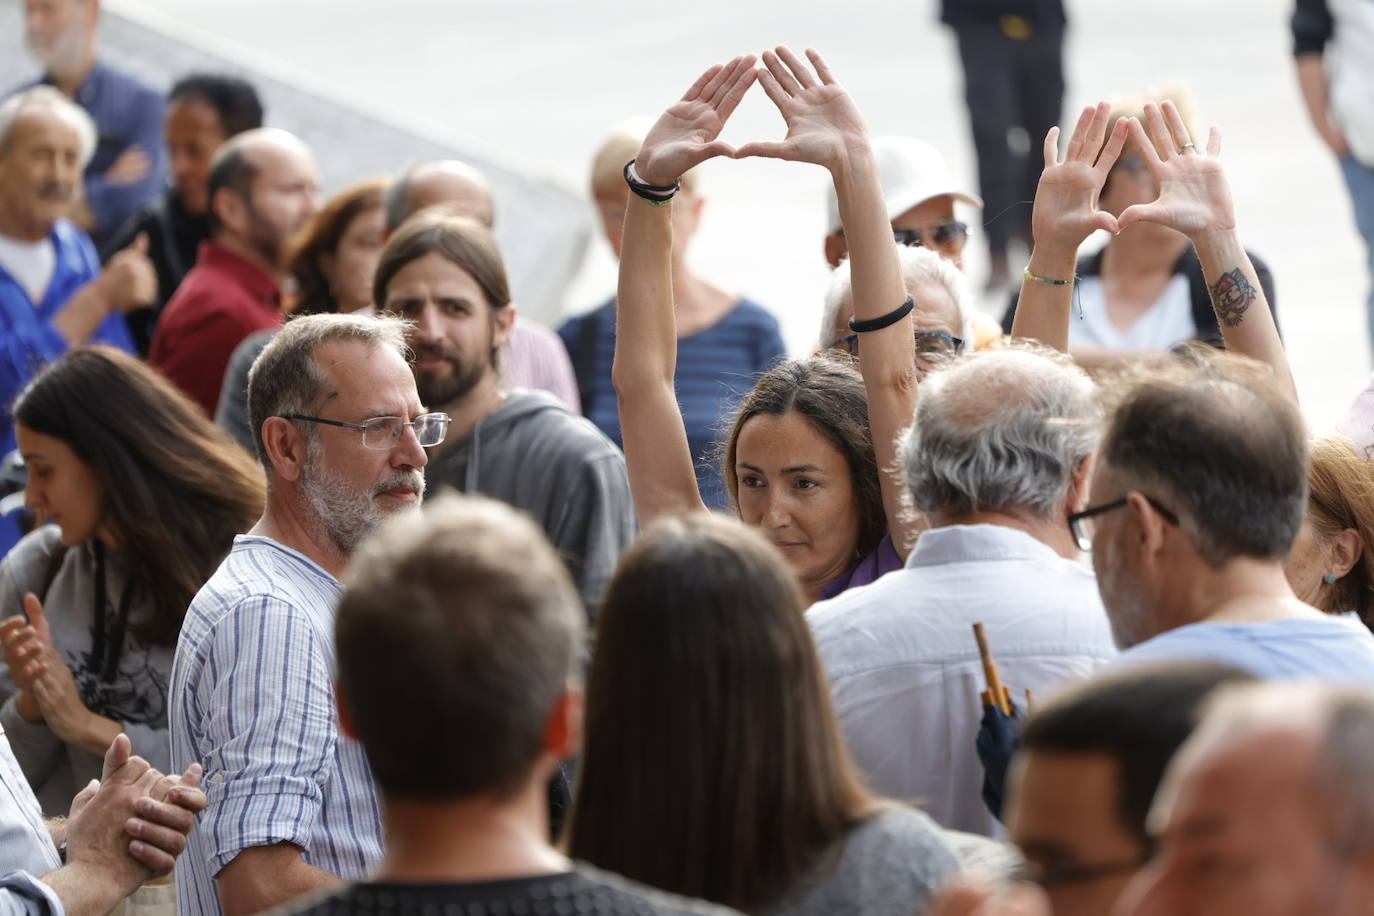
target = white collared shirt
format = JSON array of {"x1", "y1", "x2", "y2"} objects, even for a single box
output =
[{"x1": 808, "y1": 524, "x2": 1118, "y2": 836}]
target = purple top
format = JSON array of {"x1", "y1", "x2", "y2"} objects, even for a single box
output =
[{"x1": 819, "y1": 535, "x2": 903, "y2": 600}]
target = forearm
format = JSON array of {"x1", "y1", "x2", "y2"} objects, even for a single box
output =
[
  {"x1": 218, "y1": 854, "x2": 340, "y2": 916},
  {"x1": 44, "y1": 863, "x2": 135, "y2": 916},
  {"x1": 65, "y1": 713, "x2": 123, "y2": 759},
  {"x1": 50, "y1": 281, "x2": 113, "y2": 348},
  {"x1": 1295, "y1": 54, "x2": 1332, "y2": 132},
  {"x1": 612, "y1": 194, "x2": 705, "y2": 522},
  {"x1": 833, "y1": 146, "x2": 919, "y2": 548},
  {"x1": 1012, "y1": 243, "x2": 1078, "y2": 351},
  {"x1": 1190, "y1": 228, "x2": 1296, "y2": 400}
]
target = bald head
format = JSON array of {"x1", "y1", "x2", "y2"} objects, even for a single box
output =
[
  {"x1": 900, "y1": 345, "x2": 1099, "y2": 520},
  {"x1": 207, "y1": 127, "x2": 318, "y2": 264},
  {"x1": 386, "y1": 159, "x2": 494, "y2": 232},
  {"x1": 1122, "y1": 684, "x2": 1374, "y2": 916}
]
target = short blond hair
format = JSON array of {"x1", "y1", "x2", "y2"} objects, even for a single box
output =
[{"x1": 589, "y1": 120, "x2": 699, "y2": 197}]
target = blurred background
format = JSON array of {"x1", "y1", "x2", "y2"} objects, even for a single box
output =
[{"x1": 3, "y1": 0, "x2": 1364, "y2": 427}]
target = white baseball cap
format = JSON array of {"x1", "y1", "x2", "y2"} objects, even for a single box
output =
[{"x1": 825, "y1": 136, "x2": 982, "y2": 234}]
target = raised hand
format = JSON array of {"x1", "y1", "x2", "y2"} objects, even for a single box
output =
[
  {"x1": 97, "y1": 232, "x2": 157, "y2": 314},
  {"x1": 1117, "y1": 100, "x2": 1233, "y2": 241},
  {"x1": 1030, "y1": 102, "x2": 1130, "y2": 253},
  {"x1": 634, "y1": 55, "x2": 757, "y2": 187},
  {"x1": 735, "y1": 46, "x2": 868, "y2": 173}
]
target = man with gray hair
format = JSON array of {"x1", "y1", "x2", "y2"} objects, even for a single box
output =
[
  {"x1": 1119, "y1": 682, "x2": 1374, "y2": 914},
  {"x1": 0, "y1": 87, "x2": 152, "y2": 455},
  {"x1": 809, "y1": 345, "x2": 1117, "y2": 835},
  {"x1": 169, "y1": 314, "x2": 444, "y2": 915},
  {"x1": 1084, "y1": 354, "x2": 1374, "y2": 681}
]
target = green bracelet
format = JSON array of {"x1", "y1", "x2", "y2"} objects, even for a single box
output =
[{"x1": 1023, "y1": 267, "x2": 1077, "y2": 286}]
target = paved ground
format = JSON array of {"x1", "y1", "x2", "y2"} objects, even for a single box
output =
[{"x1": 88, "y1": 0, "x2": 1374, "y2": 427}]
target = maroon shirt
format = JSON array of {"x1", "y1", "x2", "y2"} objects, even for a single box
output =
[{"x1": 150, "y1": 241, "x2": 281, "y2": 415}]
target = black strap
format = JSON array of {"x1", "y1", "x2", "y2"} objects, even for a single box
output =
[
  {"x1": 91, "y1": 541, "x2": 136, "y2": 684},
  {"x1": 849, "y1": 296, "x2": 915, "y2": 333}
]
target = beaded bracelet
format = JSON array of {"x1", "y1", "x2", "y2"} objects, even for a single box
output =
[
  {"x1": 849, "y1": 296, "x2": 915, "y2": 333},
  {"x1": 1023, "y1": 267, "x2": 1077, "y2": 286}
]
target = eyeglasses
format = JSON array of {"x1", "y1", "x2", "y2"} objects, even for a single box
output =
[
  {"x1": 1067, "y1": 494, "x2": 1180, "y2": 552},
  {"x1": 828, "y1": 330, "x2": 966, "y2": 361},
  {"x1": 892, "y1": 220, "x2": 968, "y2": 253},
  {"x1": 282, "y1": 413, "x2": 451, "y2": 449}
]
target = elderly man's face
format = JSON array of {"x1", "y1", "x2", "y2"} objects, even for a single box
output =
[
  {"x1": 24, "y1": 0, "x2": 93, "y2": 70},
  {"x1": 1008, "y1": 751, "x2": 1148, "y2": 916},
  {"x1": 828, "y1": 280, "x2": 964, "y2": 373},
  {"x1": 1118, "y1": 729, "x2": 1366, "y2": 916},
  {"x1": 0, "y1": 107, "x2": 83, "y2": 239},
  {"x1": 297, "y1": 339, "x2": 428, "y2": 555}
]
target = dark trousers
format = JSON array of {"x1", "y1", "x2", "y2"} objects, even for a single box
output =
[{"x1": 954, "y1": 21, "x2": 1065, "y2": 257}]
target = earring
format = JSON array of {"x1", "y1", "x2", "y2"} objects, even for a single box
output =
[{"x1": 1324, "y1": 573, "x2": 1340, "y2": 585}]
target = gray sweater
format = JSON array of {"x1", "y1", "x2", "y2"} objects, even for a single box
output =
[
  {"x1": 757, "y1": 807, "x2": 960, "y2": 916},
  {"x1": 0, "y1": 527, "x2": 173, "y2": 815},
  {"x1": 425, "y1": 390, "x2": 636, "y2": 615}
]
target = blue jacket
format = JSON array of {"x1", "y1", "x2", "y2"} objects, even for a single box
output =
[{"x1": 0, "y1": 220, "x2": 135, "y2": 451}]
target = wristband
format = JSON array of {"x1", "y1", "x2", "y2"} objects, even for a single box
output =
[
  {"x1": 1023, "y1": 267, "x2": 1077, "y2": 286},
  {"x1": 624, "y1": 160, "x2": 680, "y2": 207},
  {"x1": 848, "y1": 296, "x2": 915, "y2": 333}
]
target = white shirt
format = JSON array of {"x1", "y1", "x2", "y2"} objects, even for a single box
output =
[
  {"x1": 808, "y1": 525, "x2": 1118, "y2": 836},
  {"x1": 1068, "y1": 274, "x2": 1194, "y2": 352},
  {"x1": 1328, "y1": 0, "x2": 1374, "y2": 165},
  {"x1": 0, "y1": 236, "x2": 56, "y2": 307},
  {"x1": 0, "y1": 726, "x2": 61, "y2": 878}
]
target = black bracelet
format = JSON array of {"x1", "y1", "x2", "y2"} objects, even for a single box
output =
[
  {"x1": 624, "y1": 159, "x2": 679, "y2": 192},
  {"x1": 849, "y1": 296, "x2": 915, "y2": 333},
  {"x1": 624, "y1": 160, "x2": 681, "y2": 206}
]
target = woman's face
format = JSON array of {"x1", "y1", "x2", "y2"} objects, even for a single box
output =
[
  {"x1": 322, "y1": 205, "x2": 386, "y2": 313},
  {"x1": 16, "y1": 425, "x2": 107, "y2": 547},
  {"x1": 734, "y1": 410, "x2": 863, "y2": 597}
]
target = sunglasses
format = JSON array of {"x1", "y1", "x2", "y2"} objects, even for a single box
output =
[
  {"x1": 892, "y1": 220, "x2": 968, "y2": 252},
  {"x1": 829, "y1": 330, "x2": 965, "y2": 360}
]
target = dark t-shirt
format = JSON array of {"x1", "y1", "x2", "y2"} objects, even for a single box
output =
[{"x1": 285, "y1": 866, "x2": 739, "y2": 916}]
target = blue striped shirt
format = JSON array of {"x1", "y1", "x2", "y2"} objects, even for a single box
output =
[
  {"x1": 559, "y1": 298, "x2": 787, "y2": 510},
  {"x1": 169, "y1": 536, "x2": 382, "y2": 916}
]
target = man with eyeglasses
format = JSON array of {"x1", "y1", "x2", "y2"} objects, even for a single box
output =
[
  {"x1": 168, "y1": 314, "x2": 436, "y2": 916},
  {"x1": 1079, "y1": 355, "x2": 1374, "y2": 682}
]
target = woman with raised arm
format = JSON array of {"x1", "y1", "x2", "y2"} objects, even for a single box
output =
[
  {"x1": 613, "y1": 48, "x2": 921, "y2": 601},
  {"x1": 1011, "y1": 100, "x2": 1295, "y2": 400}
]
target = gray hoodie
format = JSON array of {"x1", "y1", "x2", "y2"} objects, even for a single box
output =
[{"x1": 425, "y1": 390, "x2": 636, "y2": 615}]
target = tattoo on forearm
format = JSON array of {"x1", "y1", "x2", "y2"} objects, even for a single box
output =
[{"x1": 1209, "y1": 268, "x2": 1256, "y2": 328}]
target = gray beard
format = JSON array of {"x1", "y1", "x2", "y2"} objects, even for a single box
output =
[{"x1": 300, "y1": 438, "x2": 425, "y2": 556}]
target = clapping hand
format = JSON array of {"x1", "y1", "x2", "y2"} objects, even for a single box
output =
[
  {"x1": 734, "y1": 46, "x2": 869, "y2": 173},
  {"x1": 1030, "y1": 102, "x2": 1130, "y2": 254},
  {"x1": 634, "y1": 55, "x2": 757, "y2": 188},
  {"x1": 1117, "y1": 100, "x2": 1235, "y2": 242}
]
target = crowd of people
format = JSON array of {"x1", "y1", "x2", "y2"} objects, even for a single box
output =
[{"x1": 3, "y1": 1, "x2": 1374, "y2": 915}]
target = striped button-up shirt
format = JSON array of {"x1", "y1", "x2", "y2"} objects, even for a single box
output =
[{"x1": 169, "y1": 536, "x2": 382, "y2": 916}]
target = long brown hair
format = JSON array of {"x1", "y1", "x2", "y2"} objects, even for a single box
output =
[
  {"x1": 566, "y1": 514, "x2": 879, "y2": 910},
  {"x1": 14, "y1": 348, "x2": 265, "y2": 645},
  {"x1": 285, "y1": 177, "x2": 388, "y2": 316}
]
